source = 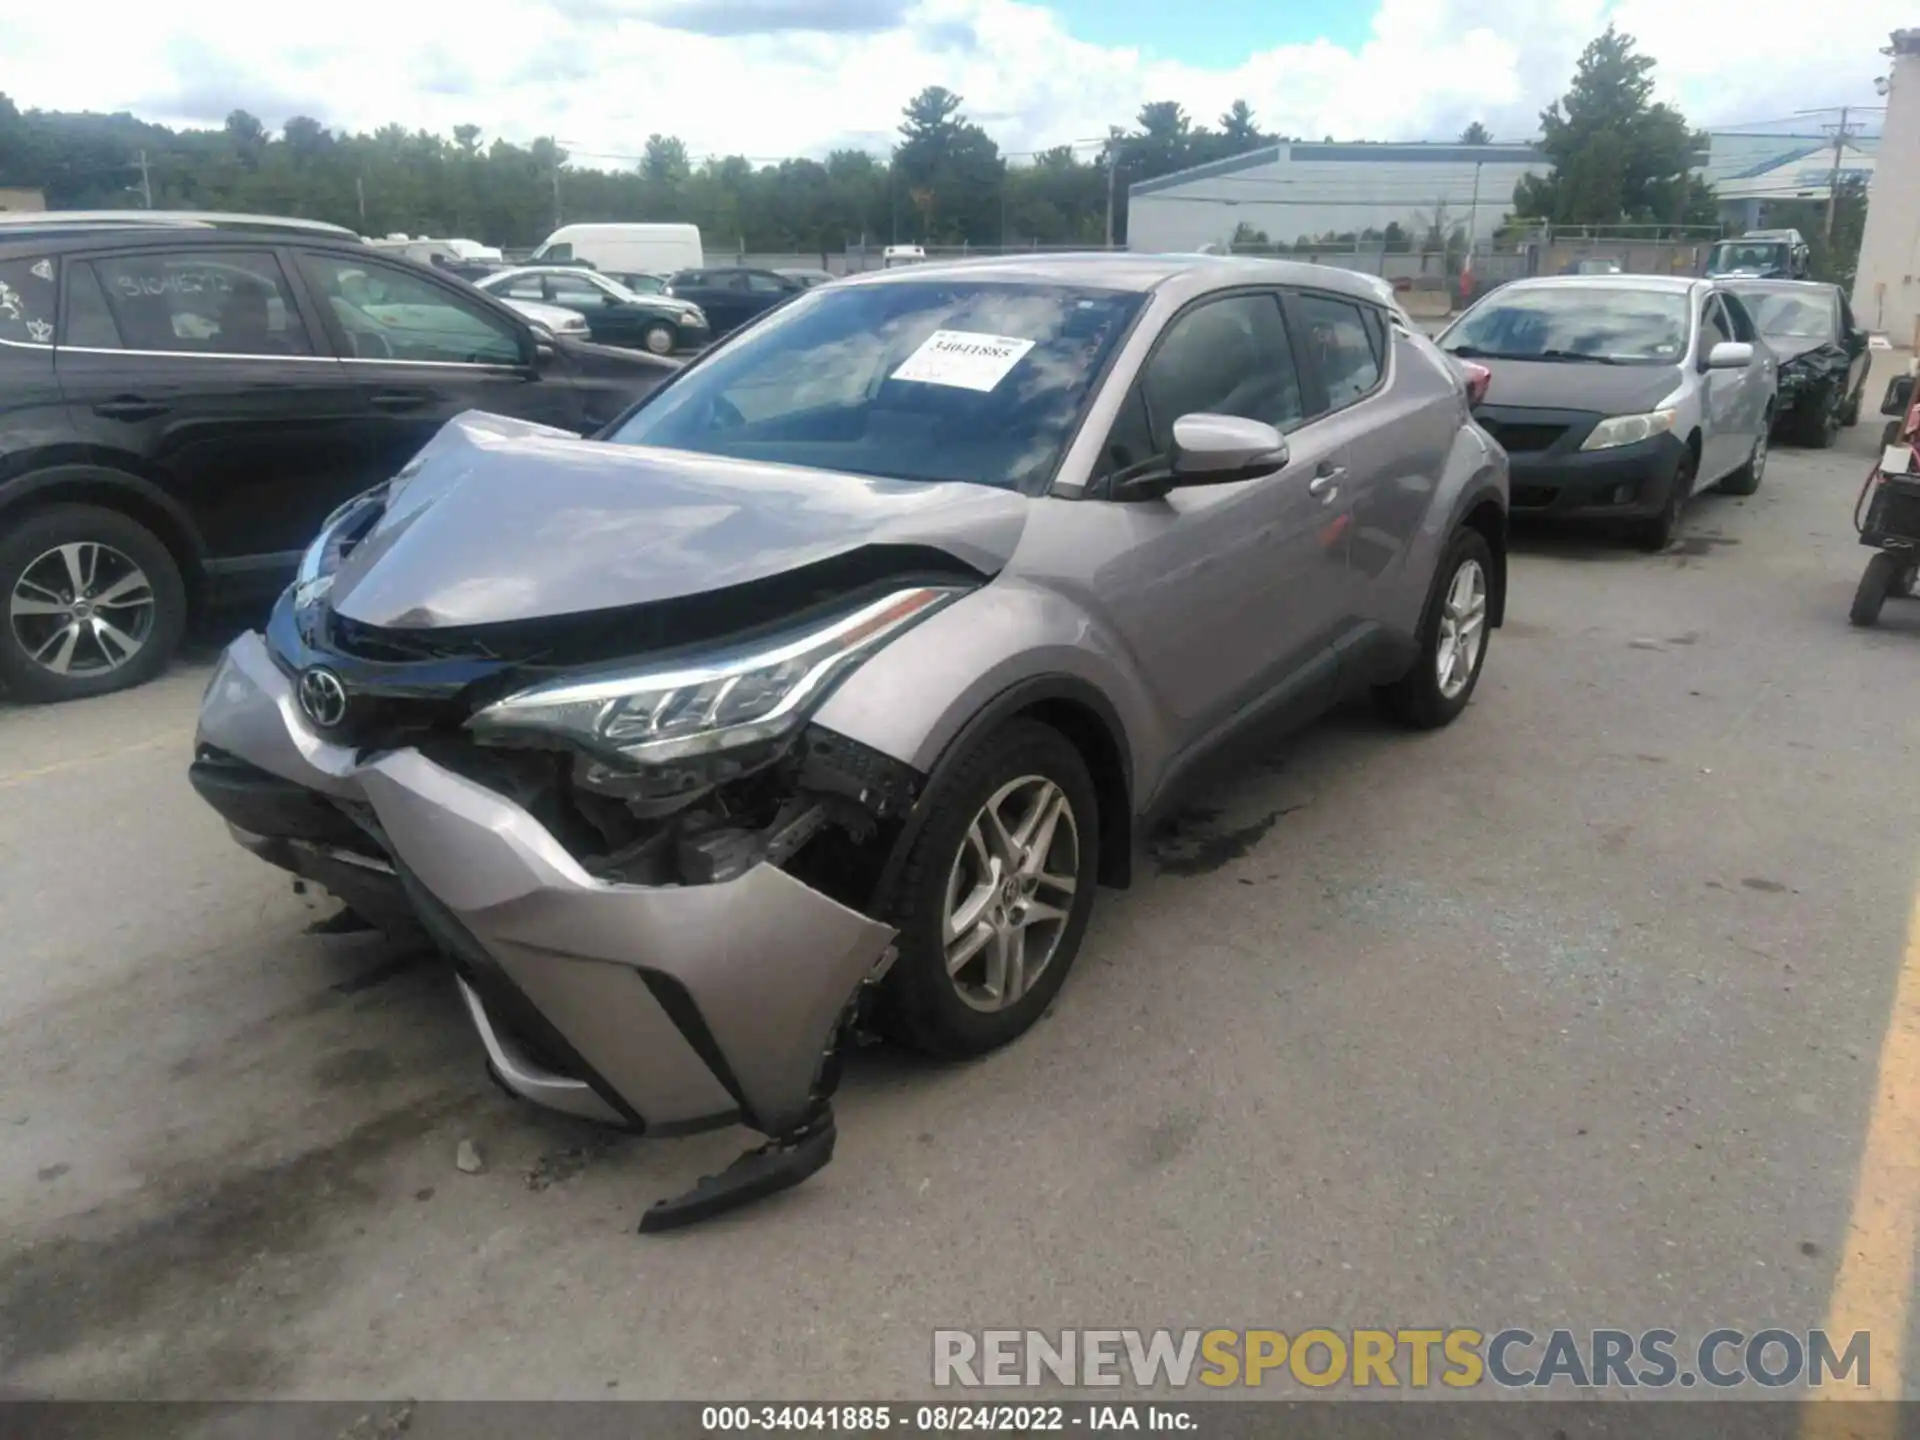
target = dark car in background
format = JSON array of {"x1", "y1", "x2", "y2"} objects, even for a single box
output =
[
  {"x1": 475, "y1": 265, "x2": 709, "y2": 355},
  {"x1": 0, "y1": 226, "x2": 678, "y2": 703},
  {"x1": 665, "y1": 265, "x2": 807, "y2": 336},
  {"x1": 1720, "y1": 279, "x2": 1871, "y2": 448}
]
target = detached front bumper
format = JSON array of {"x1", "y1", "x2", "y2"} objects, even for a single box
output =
[{"x1": 192, "y1": 631, "x2": 896, "y2": 1138}]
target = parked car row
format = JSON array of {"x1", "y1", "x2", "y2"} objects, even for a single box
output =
[{"x1": 1436, "y1": 271, "x2": 1866, "y2": 549}]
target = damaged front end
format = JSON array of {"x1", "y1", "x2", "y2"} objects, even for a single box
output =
[{"x1": 190, "y1": 416, "x2": 1026, "y2": 1230}]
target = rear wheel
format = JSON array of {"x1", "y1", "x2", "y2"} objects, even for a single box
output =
[
  {"x1": 1633, "y1": 446, "x2": 1696, "y2": 552},
  {"x1": 642, "y1": 323, "x2": 676, "y2": 356},
  {"x1": 1851, "y1": 552, "x2": 1902, "y2": 627},
  {"x1": 0, "y1": 504, "x2": 186, "y2": 703},
  {"x1": 1375, "y1": 527, "x2": 1493, "y2": 730},
  {"x1": 878, "y1": 719, "x2": 1100, "y2": 1060}
]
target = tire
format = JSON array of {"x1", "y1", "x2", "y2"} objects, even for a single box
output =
[
  {"x1": 1719, "y1": 425, "x2": 1768, "y2": 496},
  {"x1": 878, "y1": 718, "x2": 1100, "y2": 1060},
  {"x1": 1896, "y1": 563, "x2": 1919, "y2": 599},
  {"x1": 1796, "y1": 386, "x2": 1839, "y2": 449},
  {"x1": 1374, "y1": 527, "x2": 1495, "y2": 730},
  {"x1": 1632, "y1": 445, "x2": 1696, "y2": 552},
  {"x1": 642, "y1": 323, "x2": 676, "y2": 356},
  {"x1": 1851, "y1": 552, "x2": 1902, "y2": 628},
  {"x1": 0, "y1": 504, "x2": 187, "y2": 703}
]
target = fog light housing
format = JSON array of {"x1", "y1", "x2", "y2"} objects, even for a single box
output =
[{"x1": 1613, "y1": 483, "x2": 1635, "y2": 505}]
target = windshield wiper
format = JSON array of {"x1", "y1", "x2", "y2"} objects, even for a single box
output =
[{"x1": 1531, "y1": 349, "x2": 1626, "y2": 365}]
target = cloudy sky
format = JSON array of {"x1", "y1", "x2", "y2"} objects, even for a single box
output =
[{"x1": 0, "y1": 0, "x2": 1905, "y2": 164}]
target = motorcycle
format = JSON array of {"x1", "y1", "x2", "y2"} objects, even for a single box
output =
[{"x1": 1851, "y1": 368, "x2": 1920, "y2": 626}]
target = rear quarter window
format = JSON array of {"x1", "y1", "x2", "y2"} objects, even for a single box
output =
[{"x1": 0, "y1": 255, "x2": 58, "y2": 346}]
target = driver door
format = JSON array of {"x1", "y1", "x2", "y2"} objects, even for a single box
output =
[
  {"x1": 292, "y1": 249, "x2": 584, "y2": 477},
  {"x1": 1697, "y1": 294, "x2": 1747, "y2": 481},
  {"x1": 1082, "y1": 290, "x2": 1351, "y2": 761}
]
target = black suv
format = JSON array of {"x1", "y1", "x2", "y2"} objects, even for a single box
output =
[
  {"x1": 665, "y1": 266, "x2": 807, "y2": 337},
  {"x1": 0, "y1": 225, "x2": 678, "y2": 703}
]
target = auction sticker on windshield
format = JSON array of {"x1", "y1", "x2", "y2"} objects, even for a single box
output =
[{"x1": 892, "y1": 330, "x2": 1036, "y2": 391}]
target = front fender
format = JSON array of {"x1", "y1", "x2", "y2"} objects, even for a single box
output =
[{"x1": 811, "y1": 577, "x2": 1170, "y2": 809}]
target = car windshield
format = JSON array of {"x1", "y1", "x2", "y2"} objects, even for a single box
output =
[
  {"x1": 1710, "y1": 242, "x2": 1788, "y2": 273},
  {"x1": 607, "y1": 280, "x2": 1146, "y2": 491},
  {"x1": 1442, "y1": 287, "x2": 1689, "y2": 365},
  {"x1": 1732, "y1": 290, "x2": 1833, "y2": 340}
]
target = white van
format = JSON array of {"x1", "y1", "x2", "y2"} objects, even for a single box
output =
[{"x1": 531, "y1": 223, "x2": 704, "y2": 276}]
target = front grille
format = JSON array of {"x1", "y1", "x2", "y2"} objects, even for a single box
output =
[{"x1": 1482, "y1": 421, "x2": 1568, "y2": 454}]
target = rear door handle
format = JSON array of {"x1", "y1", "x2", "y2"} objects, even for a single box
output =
[
  {"x1": 369, "y1": 390, "x2": 429, "y2": 411},
  {"x1": 1308, "y1": 465, "x2": 1346, "y2": 500},
  {"x1": 92, "y1": 397, "x2": 168, "y2": 420}
]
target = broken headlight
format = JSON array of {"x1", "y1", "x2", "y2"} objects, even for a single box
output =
[
  {"x1": 290, "y1": 484, "x2": 393, "y2": 609},
  {"x1": 467, "y1": 586, "x2": 963, "y2": 793}
]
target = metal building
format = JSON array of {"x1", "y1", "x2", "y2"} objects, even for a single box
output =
[
  {"x1": 1854, "y1": 30, "x2": 1920, "y2": 338},
  {"x1": 1124, "y1": 141, "x2": 1550, "y2": 253}
]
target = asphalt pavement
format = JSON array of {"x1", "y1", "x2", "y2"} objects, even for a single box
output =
[{"x1": 2, "y1": 417, "x2": 1918, "y2": 1406}]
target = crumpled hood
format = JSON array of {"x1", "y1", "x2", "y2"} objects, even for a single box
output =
[
  {"x1": 1769, "y1": 335, "x2": 1843, "y2": 365},
  {"x1": 327, "y1": 411, "x2": 1032, "y2": 630}
]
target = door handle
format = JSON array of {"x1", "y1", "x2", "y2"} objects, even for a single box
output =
[
  {"x1": 92, "y1": 397, "x2": 168, "y2": 420},
  {"x1": 369, "y1": 391, "x2": 429, "y2": 411},
  {"x1": 1308, "y1": 465, "x2": 1345, "y2": 500}
]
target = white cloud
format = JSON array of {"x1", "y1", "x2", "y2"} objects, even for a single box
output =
[{"x1": 0, "y1": 0, "x2": 1903, "y2": 163}]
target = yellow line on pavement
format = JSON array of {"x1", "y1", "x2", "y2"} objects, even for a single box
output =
[
  {"x1": 0, "y1": 729, "x2": 194, "y2": 791},
  {"x1": 1803, "y1": 880, "x2": 1920, "y2": 1436}
]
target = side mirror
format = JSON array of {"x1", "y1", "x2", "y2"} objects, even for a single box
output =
[
  {"x1": 1112, "y1": 413, "x2": 1288, "y2": 501},
  {"x1": 1705, "y1": 341, "x2": 1753, "y2": 370}
]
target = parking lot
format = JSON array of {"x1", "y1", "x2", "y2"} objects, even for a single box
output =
[{"x1": 2, "y1": 414, "x2": 1918, "y2": 1402}]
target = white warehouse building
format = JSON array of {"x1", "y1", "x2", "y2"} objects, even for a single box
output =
[
  {"x1": 1126, "y1": 133, "x2": 1878, "y2": 255},
  {"x1": 1125, "y1": 141, "x2": 1550, "y2": 252}
]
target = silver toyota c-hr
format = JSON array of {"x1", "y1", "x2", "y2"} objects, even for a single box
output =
[{"x1": 191, "y1": 253, "x2": 1508, "y2": 1228}]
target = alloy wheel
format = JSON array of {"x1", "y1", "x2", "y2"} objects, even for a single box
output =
[
  {"x1": 1435, "y1": 557, "x2": 1488, "y2": 700},
  {"x1": 1751, "y1": 429, "x2": 1769, "y2": 483},
  {"x1": 943, "y1": 774, "x2": 1080, "y2": 1013},
  {"x1": 8, "y1": 541, "x2": 156, "y2": 679}
]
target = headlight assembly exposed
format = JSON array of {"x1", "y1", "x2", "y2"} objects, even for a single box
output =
[
  {"x1": 1580, "y1": 407, "x2": 1679, "y2": 452},
  {"x1": 291, "y1": 486, "x2": 390, "y2": 608},
  {"x1": 467, "y1": 586, "x2": 965, "y2": 785}
]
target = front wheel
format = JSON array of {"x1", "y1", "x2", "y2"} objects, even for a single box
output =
[
  {"x1": 0, "y1": 504, "x2": 187, "y2": 703},
  {"x1": 1851, "y1": 551, "x2": 1903, "y2": 627},
  {"x1": 1375, "y1": 527, "x2": 1494, "y2": 730},
  {"x1": 642, "y1": 323, "x2": 676, "y2": 356},
  {"x1": 1632, "y1": 447, "x2": 1696, "y2": 552},
  {"x1": 1796, "y1": 385, "x2": 1840, "y2": 448},
  {"x1": 878, "y1": 718, "x2": 1100, "y2": 1060},
  {"x1": 1719, "y1": 427, "x2": 1768, "y2": 496}
]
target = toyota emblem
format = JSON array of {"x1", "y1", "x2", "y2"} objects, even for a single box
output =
[{"x1": 297, "y1": 667, "x2": 349, "y2": 728}]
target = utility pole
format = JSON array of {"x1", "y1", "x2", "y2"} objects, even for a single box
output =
[
  {"x1": 1104, "y1": 138, "x2": 1122, "y2": 250},
  {"x1": 136, "y1": 150, "x2": 152, "y2": 208},
  {"x1": 1467, "y1": 161, "x2": 1483, "y2": 260},
  {"x1": 1823, "y1": 105, "x2": 1856, "y2": 246},
  {"x1": 355, "y1": 173, "x2": 367, "y2": 227},
  {"x1": 552, "y1": 163, "x2": 563, "y2": 230}
]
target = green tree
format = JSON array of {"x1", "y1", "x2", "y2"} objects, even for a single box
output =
[
  {"x1": 891, "y1": 86, "x2": 1004, "y2": 242},
  {"x1": 1459, "y1": 121, "x2": 1492, "y2": 144},
  {"x1": 1513, "y1": 24, "x2": 1708, "y2": 230},
  {"x1": 642, "y1": 134, "x2": 690, "y2": 185},
  {"x1": 1219, "y1": 100, "x2": 1263, "y2": 148}
]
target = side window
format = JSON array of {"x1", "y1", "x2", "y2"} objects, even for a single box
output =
[
  {"x1": 1293, "y1": 291, "x2": 1383, "y2": 411},
  {"x1": 63, "y1": 262, "x2": 123, "y2": 347},
  {"x1": 674, "y1": 271, "x2": 705, "y2": 288},
  {"x1": 722, "y1": 271, "x2": 754, "y2": 293},
  {"x1": 1720, "y1": 293, "x2": 1757, "y2": 344},
  {"x1": 547, "y1": 273, "x2": 607, "y2": 304},
  {"x1": 1701, "y1": 297, "x2": 1733, "y2": 352},
  {"x1": 1138, "y1": 292, "x2": 1304, "y2": 446},
  {"x1": 746, "y1": 271, "x2": 787, "y2": 294},
  {"x1": 297, "y1": 252, "x2": 522, "y2": 365},
  {"x1": 500, "y1": 274, "x2": 547, "y2": 301},
  {"x1": 543, "y1": 243, "x2": 574, "y2": 262},
  {"x1": 0, "y1": 255, "x2": 57, "y2": 346},
  {"x1": 88, "y1": 251, "x2": 312, "y2": 356}
]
